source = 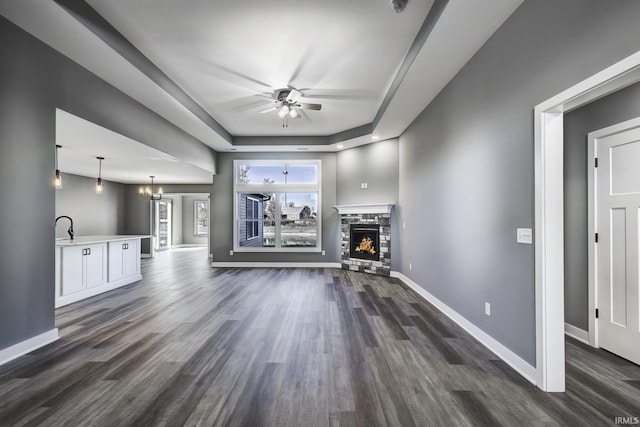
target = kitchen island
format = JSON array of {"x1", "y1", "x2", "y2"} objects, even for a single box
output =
[{"x1": 55, "y1": 235, "x2": 149, "y2": 308}]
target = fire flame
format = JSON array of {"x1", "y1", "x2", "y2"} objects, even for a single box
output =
[{"x1": 355, "y1": 237, "x2": 376, "y2": 255}]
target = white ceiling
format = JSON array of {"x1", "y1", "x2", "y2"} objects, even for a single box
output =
[
  {"x1": 1, "y1": 0, "x2": 523, "y2": 182},
  {"x1": 56, "y1": 109, "x2": 213, "y2": 184},
  {"x1": 87, "y1": 0, "x2": 433, "y2": 136}
]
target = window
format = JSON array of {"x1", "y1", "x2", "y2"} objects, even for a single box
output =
[
  {"x1": 234, "y1": 160, "x2": 321, "y2": 252},
  {"x1": 194, "y1": 200, "x2": 208, "y2": 236},
  {"x1": 246, "y1": 196, "x2": 260, "y2": 240}
]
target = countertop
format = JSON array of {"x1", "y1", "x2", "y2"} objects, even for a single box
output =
[{"x1": 55, "y1": 235, "x2": 151, "y2": 246}]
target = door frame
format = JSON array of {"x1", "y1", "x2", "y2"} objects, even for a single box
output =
[
  {"x1": 587, "y1": 118, "x2": 640, "y2": 349},
  {"x1": 535, "y1": 50, "x2": 640, "y2": 392}
]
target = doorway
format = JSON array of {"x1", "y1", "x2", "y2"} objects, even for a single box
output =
[
  {"x1": 157, "y1": 193, "x2": 210, "y2": 257},
  {"x1": 588, "y1": 120, "x2": 640, "y2": 365},
  {"x1": 535, "y1": 50, "x2": 640, "y2": 392}
]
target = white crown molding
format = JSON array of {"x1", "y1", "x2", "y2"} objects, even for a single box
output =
[{"x1": 333, "y1": 203, "x2": 395, "y2": 215}]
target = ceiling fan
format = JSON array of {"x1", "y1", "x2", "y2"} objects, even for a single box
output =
[{"x1": 259, "y1": 88, "x2": 321, "y2": 127}]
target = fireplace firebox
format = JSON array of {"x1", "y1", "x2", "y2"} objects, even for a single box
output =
[{"x1": 350, "y1": 224, "x2": 380, "y2": 261}]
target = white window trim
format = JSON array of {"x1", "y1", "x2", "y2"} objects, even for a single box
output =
[
  {"x1": 246, "y1": 196, "x2": 260, "y2": 241},
  {"x1": 233, "y1": 159, "x2": 322, "y2": 252}
]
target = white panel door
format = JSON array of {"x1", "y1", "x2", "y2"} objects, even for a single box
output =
[
  {"x1": 84, "y1": 243, "x2": 107, "y2": 289},
  {"x1": 108, "y1": 242, "x2": 125, "y2": 282},
  {"x1": 61, "y1": 246, "x2": 84, "y2": 296},
  {"x1": 123, "y1": 239, "x2": 139, "y2": 277},
  {"x1": 597, "y1": 127, "x2": 640, "y2": 365}
]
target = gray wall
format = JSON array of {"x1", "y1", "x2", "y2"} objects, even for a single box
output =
[
  {"x1": 564, "y1": 82, "x2": 640, "y2": 331},
  {"x1": 211, "y1": 152, "x2": 339, "y2": 263},
  {"x1": 55, "y1": 173, "x2": 126, "y2": 238},
  {"x1": 337, "y1": 138, "x2": 400, "y2": 269},
  {"x1": 0, "y1": 16, "x2": 215, "y2": 352},
  {"x1": 182, "y1": 195, "x2": 208, "y2": 245},
  {"x1": 398, "y1": 0, "x2": 640, "y2": 365},
  {"x1": 0, "y1": 18, "x2": 56, "y2": 349}
]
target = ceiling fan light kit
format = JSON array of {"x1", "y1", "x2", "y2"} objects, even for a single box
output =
[{"x1": 260, "y1": 88, "x2": 322, "y2": 127}]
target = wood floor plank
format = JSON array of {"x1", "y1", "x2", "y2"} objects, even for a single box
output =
[{"x1": 1, "y1": 248, "x2": 639, "y2": 426}]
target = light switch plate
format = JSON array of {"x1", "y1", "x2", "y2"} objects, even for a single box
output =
[
  {"x1": 516, "y1": 228, "x2": 533, "y2": 244},
  {"x1": 485, "y1": 302, "x2": 491, "y2": 316}
]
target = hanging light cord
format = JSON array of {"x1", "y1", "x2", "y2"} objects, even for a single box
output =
[{"x1": 55, "y1": 145, "x2": 60, "y2": 172}]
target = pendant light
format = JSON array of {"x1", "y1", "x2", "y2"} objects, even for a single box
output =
[
  {"x1": 139, "y1": 175, "x2": 163, "y2": 200},
  {"x1": 96, "y1": 156, "x2": 104, "y2": 194},
  {"x1": 54, "y1": 145, "x2": 63, "y2": 189}
]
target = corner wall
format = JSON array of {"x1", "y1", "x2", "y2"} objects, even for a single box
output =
[
  {"x1": 398, "y1": 0, "x2": 640, "y2": 365},
  {"x1": 336, "y1": 139, "x2": 400, "y2": 269}
]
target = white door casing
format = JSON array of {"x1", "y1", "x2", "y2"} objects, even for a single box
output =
[
  {"x1": 535, "y1": 50, "x2": 640, "y2": 392},
  {"x1": 595, "y1": 126, "x2": 640, "y2": 365}
]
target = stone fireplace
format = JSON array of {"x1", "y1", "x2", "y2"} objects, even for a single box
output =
[{"x1": 334, "y1": 204, "x2": 394, "y2": 276}]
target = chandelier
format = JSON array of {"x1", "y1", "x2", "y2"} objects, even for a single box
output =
[{"x1": 139, "y1": 175, "x2": 163, "y2": 200}]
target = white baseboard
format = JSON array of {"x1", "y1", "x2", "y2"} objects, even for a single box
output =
[
  {"x1": 564, "y1": 323, "x2": 589, "y2": 345},
  {"x1": 0, "y1": 328, "x2": 59, "y2": 366},
  {"x1": 391, "y1": 271, "x2": 537, "y2": 385},
  {"x1": 173, "y1": 244, "x2": 207, "y2": 248},
  {"x1": 211, "y1": 262, "x2": 342, "y2": 268}
]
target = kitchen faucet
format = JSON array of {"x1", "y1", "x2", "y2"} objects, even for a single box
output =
[{"x1": 55, "y1": 215, "x2": 74, "y2": 240}]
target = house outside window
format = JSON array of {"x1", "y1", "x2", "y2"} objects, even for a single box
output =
[
  {"x1": 246, "y1": 196, "x2": 260, "y2": 240},
  {"x1": 234, "y1": 160, "x2": 321, "y2": 252}
]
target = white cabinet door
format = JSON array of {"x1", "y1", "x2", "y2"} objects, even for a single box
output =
[
  {"x1": 85, "y1": 243, "x2": 107, "y2": 289},
  {"x1": 108, "y1": 242, "x2": 125, "y2": 282},
  {"x1": 61, "y1": 246, "x2": 84, "y2": 296},
  {"x1": 123, "y1": 239, "x2": 139, "y2": 278}
]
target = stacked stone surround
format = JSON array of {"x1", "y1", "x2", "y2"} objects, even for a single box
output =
[{"x1": 340, "y1": 213, "x2": 391, "y2": 276}]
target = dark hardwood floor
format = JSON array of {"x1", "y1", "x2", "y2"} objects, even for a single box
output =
[{"x1": 1, "y1": 248, "x2": 639, "y2": 426}]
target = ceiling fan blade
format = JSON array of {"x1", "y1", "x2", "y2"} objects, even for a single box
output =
[
  {"x1": 219, "y1": 95, "x2": 274, "y2": 112},
  {"x1": 286, "y1": 89, "x2": 302, "y2": 103},
  {"x1": 298, "y1": 88, "x2": 376, "y2": 100},
  {"x1": 259, "y1": 106, "x2": 278, "y2": 114},
  {"x1": 298, "y1": 103, "x2": 321, "y2": 111}
]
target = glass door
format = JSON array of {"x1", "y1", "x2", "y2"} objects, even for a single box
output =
[{"x1": 155, "y1": 200, "x2": 172, "y2": 251}]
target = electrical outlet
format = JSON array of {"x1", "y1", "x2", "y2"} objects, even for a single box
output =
[
  {"x1": 321, "y1": 250, "x2": 325, "y2": 256},
  {"x1": 409, "y1": 263, "x2": 412, "y2": 270},
  {"x1": 516, "y1": 228, "x2": 533, "y2": 244},
  {"x1": 485, "y1": 302, "x2": 491, "y2": 316},
  {"x1": 229, "y1": 250, "x2": 234, "y2": 256},
  {"x1": 361, "y1": 182, "x2": 368, "y2": 189}
]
